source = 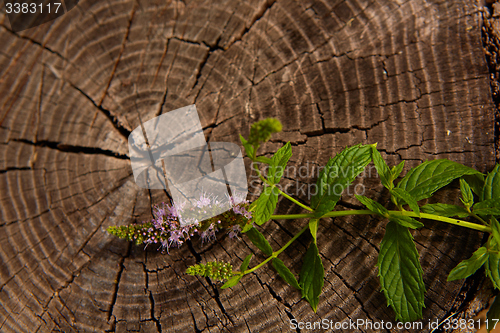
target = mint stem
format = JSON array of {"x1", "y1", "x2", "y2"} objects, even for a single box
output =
[
  {"x1": 243, "y1": 224, "x2": 309, "y2": 275},
  {"x1": 270, "y1": 210, "x2": 491, "y2": 233}
]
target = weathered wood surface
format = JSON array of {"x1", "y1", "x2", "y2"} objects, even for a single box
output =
[{"x1": 0, "y1": 0, "x2": 497, "y2": 332}]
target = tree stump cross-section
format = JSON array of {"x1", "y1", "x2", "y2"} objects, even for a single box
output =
[{"x1": 0, "y1": 0, "x2": 497, "y2": 332}]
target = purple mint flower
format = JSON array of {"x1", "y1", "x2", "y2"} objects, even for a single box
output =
[
  {"x1": 228, "y1": 225, "x2": 241, "y2": 239},
  {"x1": 229, "y1": 192, "x2": 248, "y2": 206},
  {"x1": 169, "y1": 229, "x2": 184, "y2": 247},
  {"x1": 153, "y1": 204, "x2": 167, "y2": 220},
  {"x1": 168, "y1": 201, "x2": 185, "y2": 218},
  {"x1": 160, "y1": 240, "x2": 170, "y2": 254},
  {"x1": 200, "y1": 224, "x2": 217, "y2": 244},
  {"x1": 180, "y1": 217, "x2": 199, "y2": 228},
  {"x1": 196, "y1": 192, "x2": 212, "y2": 208},
  {"x1": 180, "y1": 225, "x2": 193, "y2": 239},
  {"x1": 152, "y1": 218, "x2": 162, "y2": 229},
  {"x1": 232, "y1": 205, "x2": 243, "y2": 215},
  {"x1": 232, "y1": 204, "x2": 252, "y2": 219}
]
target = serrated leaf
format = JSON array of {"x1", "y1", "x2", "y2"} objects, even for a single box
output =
[
  {"x1": 463, "y1": 174, "x2": 485, "y2": 197},
  {"x1": 246, "y1": 227, "x2": 273, "y2": 256},
  {"x1": 311, "y1": 144, "x2": 372, "y2": 217},
  {"x1": 473, "y1": 198, "x2": 500, "y2": 216},
  {"x1": 240, "y1": 254, "x2": 252, "y2": 272},
  {"x1": 299, "y1": 242, "x2": 324, "y2": 312},
  {"x1": 309, "y1": 219, "x2": 319, "y2": 244},
  {"x1": 377, "y1": 221, "x2": 425, "y2": 322},
  {"x1": 391, "y1": 188, "x2": 420, "y2": 216},
  {"x1": 492, "y1": 218, "x2": 500, "y2": 248},
  {"x1": 486, "y1": 251, "x2": 500, "y2": 290},
  {"x1": 255, "y1": 156, "x2": 273, "y2": 164},
  {"x1": 396, "y1": 159, "x2": 481, "y2": 202},
  {"x1": 254, "y1": 186, "x2": 279, "y2": 225},
  {"x1": 272, "y1": 258, "x2": 301, "y2": 290},
  {"x1": 447, "y1": 247, "x2": 488, "y2": 281},
  {"x1": 221, "y1": 274, "x2": 241, "y2": 289},
  {"x1": 420, "y1": 203, "x2": 470, "y2": 218},
  {"x1": 483, "y1": 164, "x2": 500, "y2": 201},
  {"x1": 388, "y1": 215, "x2": 424, "y2": 229},
  {"x1": 391, "y1": 161, "x2": 405, "y2": 181},
  {"x1": 268, "y1": 142, "x2": 292, "y2": 184},
  {"x1": 459, "y1": 178, "x2": 474, "y2": 209},
  {"x1": 371, "y1": 146, "x2": 391, "y2": 189},
  {"x1": 355, "y1": 195, "x2": 389, "y2": 217},
  {"x1": 487, "y1": 295, "x2": 500, "y2": 332},
  {"x1": 239, "y1": 134, "x2": 255, "y2": 159}
]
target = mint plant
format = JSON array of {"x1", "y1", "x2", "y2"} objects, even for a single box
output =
[{"x1": 108, "y1": 118, "x2": 500, "y2": 326}]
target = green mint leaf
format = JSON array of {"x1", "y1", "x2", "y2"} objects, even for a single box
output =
[
  {"x1": 491, "y1": 218, "x2": 500, "y2": 249},
  {"x1": 248, "y1": 118, "x2": 282, "y2": 147},
  {"x1": 391, "y1": 188, "x2": 420, "y2": 216},
  {"x1": 463, "y1": 174, "x2": 485, "y2": 197},
  {"x1": 487, "y1": 295, "x2": 500, "y2": 332},
  {"x1": 241, "y1": 223, "x2": 253, "y2": 233},
  {"x1": 388, "y1": 215, "x2": 424, "y2": 229},
  {"x1": 473, "y1": 199, "x2": 500, "y2": 216},
  {"x1": 420, "y1": 203, "x2": 470, "y2": 218},
  {"x1": 371, "y1": 146, "x2": 391, "y2": 189},
  {"x1": 254, "y1": 156, "x2": 273, "y2": 164},
  {"x1": 299, "y1": 242, "x2": 324, "y2": 312},
  {"x1": 396, "y1": 159, "x2": 482, "y2": 202},
  {"x1": 268, "y1": 142, "x2": 292, "y2": 184},
  {"x1": 486, "y1": 251, "x2": 500, "y2": 290},
  {"x1": 309, "y1": 218, "x2": 319, "y2": 244},
  {"x1": 240, "y1": 254, "x2": 252, "y2": 272},
  {"x1": 254, "y1": 186, "x2": 279, "y2": 225},
  {"x1": 221, "y1": 274, "x2": 242, "y2": 289},
  {"x1": 311, "y1": 144, "x2": 372, "y2": 217},
  {"x1": 459, "y1": 178, "x2": 474, "y2": 209},
  {"x1": 377, "y1": 221, "x2": 425, "y2": 322},
  {"x1": 483, "y1": 164, "x2": 500, "y2": 201},
  {"x1": 246, "y1": 227, "x2": 273, "y2": 256},
  {"x1": 447, "y1": 247, "x2": 488, "y2": 281},
  {"x1": 239, "y1": 134, "x2": 255, "y2": 159},
  {"x1": 355, "y1": 195, "x2": 389, "y2": 218},
  {"x1": 272, "y1": 258, "x2": 302, "y2": 290},
  {"x1": 391, "y1": 161, "x2": 405, "y2": 182}
]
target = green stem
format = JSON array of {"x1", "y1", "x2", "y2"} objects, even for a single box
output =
[
  {"x1": 278, "y1": 190, "x2": 314, "y2": 212},
  {"x1": 391, "y1": 211, "x2": 491, "y2": 233},
  {"x1": 271, "y1": 210, "x2": 373, "y2": 220},
  {"x1": 243, "y1": 224, "x2": 309, "y2": 275},
  {"x1": 270, "y1": 210, "x2": 491, "y2": 233}
]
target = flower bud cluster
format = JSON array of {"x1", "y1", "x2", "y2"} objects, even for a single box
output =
[
  {"x1": 106, "y1": 192, "x2": 252, "y2": 253},
  {"x1": 186, "y1": 261, "x2": 234, "y2": 281}
]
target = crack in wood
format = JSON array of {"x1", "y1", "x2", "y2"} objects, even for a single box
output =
[
  {"x1": 0, "y1": 24, "x2": 68, "y2": 62},
  {"x1": 97, "y1": 1, "x2": 138, "y2": 108},
  {"x1": 12, "y1": 138, "x2": 129, "y2": 160},
  {"x1": 224, "y1": 0, "x2": 277, "y2": 50},
  {"x1": 107, "y1": 243, "x2": 132, "y2": 322},
  {"x1": 69, "y1": 83, "x2": 132, "y2": 139},
  {"x1": 142, "y1": 262, "x2": 163, "y2": 333}
]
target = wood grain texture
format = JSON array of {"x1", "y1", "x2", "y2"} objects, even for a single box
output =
[{"x1": 0, "y1": 0, "x2": 496, "y2": 332}]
